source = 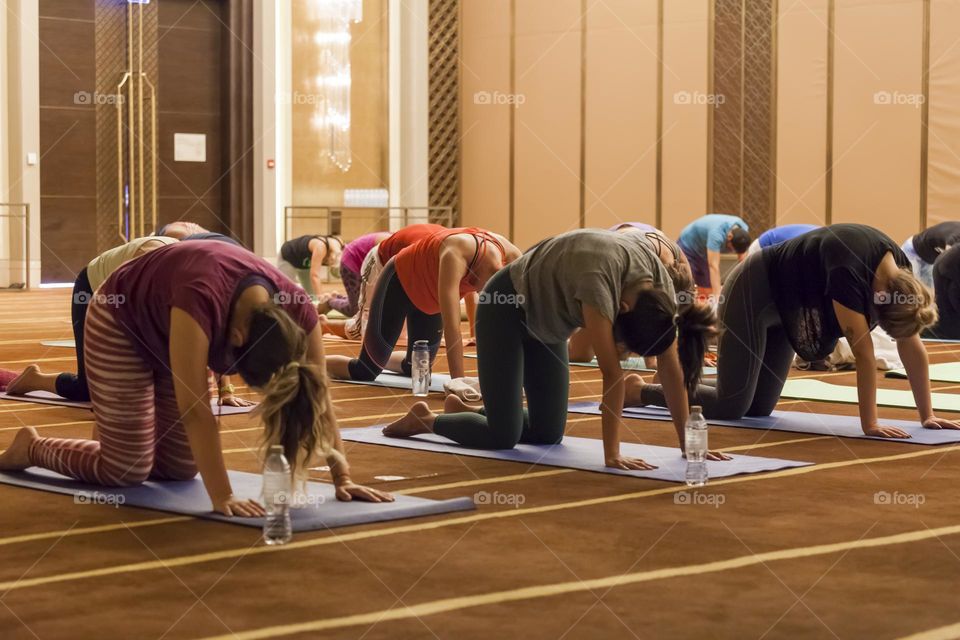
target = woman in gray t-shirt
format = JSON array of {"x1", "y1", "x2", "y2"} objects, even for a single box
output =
[{"x1": 382, "y1": 229, "x2": 721, "y2": 468}]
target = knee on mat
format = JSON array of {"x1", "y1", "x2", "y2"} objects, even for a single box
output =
[
  {"x1": 489, "y1": 433, "x2": 523, "y2": 449},
  {"x1": 347, "y1": 360, "x2": 381, "y2": 382},
  {"x1": 152, "y1": 464, "x2": 198, "y2": 482},
  {"x1": 99, "y1": 466, "x2": 151, "y2": 487}
]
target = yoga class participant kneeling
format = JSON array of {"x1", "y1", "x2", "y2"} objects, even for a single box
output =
[
  {"x1": 568, "y1": 222, "x2": 694, "y2": 368},
  {"x1": 0, "y1": 241, "x2": 391, "y2": 515},
  {"x1": 631, "y1": 223, "x2": 960, "y2": 437},
  {"x1": 326, "y1": 226, "x2": 521, "y2": 382},
  {"x1": 8, "y1": 236, "x2": 248, "y2": 407},
  {"x1": 383, "y1": 229, "x2": 726, "y2": 469}
]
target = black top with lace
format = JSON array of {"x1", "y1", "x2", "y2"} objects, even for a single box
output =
[{"x1": 763, "y1": 224, "x2": 909, "y2": 361}]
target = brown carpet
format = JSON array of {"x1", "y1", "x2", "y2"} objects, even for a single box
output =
[{"x1": 0, "y1": 289, "x2": 958, "y2": 639}]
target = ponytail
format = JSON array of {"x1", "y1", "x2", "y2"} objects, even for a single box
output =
[
  {"x1": 235, "y1": 304, "x2": 342, "y2": 479},
  {"x1": 256, "y1": 361, "x2": 342, "y2": 481},
  {"x1": 614, "y1": 285, "x2": 717, "y2": 395},
  {"x1": 676, "y1": 302, "x2": 717, "y2": 395}
]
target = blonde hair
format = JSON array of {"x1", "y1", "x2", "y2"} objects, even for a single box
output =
[
  {"x1": 876, "y1": 269, "x2": 938, "y2": 339},
  {"x1": 234, "y1": 304, "x2": 342, "y2": 479}
]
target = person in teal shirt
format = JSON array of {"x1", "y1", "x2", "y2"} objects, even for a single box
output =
[{"x1": 678, "y1": 214, "x2": 750, "y2": 300}]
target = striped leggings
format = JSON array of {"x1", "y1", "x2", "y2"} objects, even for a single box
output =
[{"x1": 27, "y1": 300, "x2": 197, "y2": 486}]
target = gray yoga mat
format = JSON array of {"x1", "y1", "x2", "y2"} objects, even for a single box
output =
[
  {"x1": 336, "y1": 372, "x2": 450, "y2": 394},
  {"x1": 341, "y1": 426, "x2": 811, "y2": 483},
  {"x1": 567, "y1": 402, "x2": 960, "y2": 445},
  {"x1": 0, "y1": 468, "x2": 474, "y2": 530}
]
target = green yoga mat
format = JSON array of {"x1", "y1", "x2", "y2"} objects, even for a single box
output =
[
  {"x1": 886, "y1": 362, "x2": 960, "y2": 383},
  {"x1": 780, "y1": 378, "x2": 960, "y2": 413}
]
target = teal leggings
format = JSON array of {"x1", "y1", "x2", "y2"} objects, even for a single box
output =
[{"x1": 433, "y1": 268, "x2": 570, "y2": 449}]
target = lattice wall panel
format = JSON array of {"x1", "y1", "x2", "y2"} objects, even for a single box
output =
[
  {"x1": 711, "y1": 0, "x2": 776, "y2": 232},
  {"x1": 712, "y1": 0, "x2": 743, "y2": 216},
  {"x1": 428, "y1": 0, "x2": 460, "y2": 225},
  {"x1": 741, "y1": 0, "x2": 775, "y2": 232}
]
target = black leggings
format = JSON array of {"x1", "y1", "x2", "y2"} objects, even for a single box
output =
[
  {"x1": 55, "y1": 267, "x2": 92, "y2": 402},
  {"x1": 641, "y1": 252, "x2": 794, "y2": 419},
  {"x1": 927, "y1": 271, "x2": 960, "y2": 339},
  {"x1": 347, "y1": 260, "x2": 443, "y2": 381},
  {"x1": 433, "y1": 268, "x2": 570, "y2": 449}
]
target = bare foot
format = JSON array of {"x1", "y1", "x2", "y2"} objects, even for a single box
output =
[
  {"x1": 444, "y1": 394, "x2": 481, "y2": 414},
  {"x1": 623, "y1": 373, "x2": 647, "y2": 407},
  {"x1": 0, "y1": 427, "x2": 38, "y2": 470},
  {"x1": 383, "y1": 402, "x2": 435, "y2": 438},
  {"x1": 6, "y1": 364, "x2": 41, "y2": 395}
]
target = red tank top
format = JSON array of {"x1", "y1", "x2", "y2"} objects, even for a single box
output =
[
  {"x1": 393, "y1": 227, "x2": 505, "y2": 314},
  {"x1": 377, "y1": 223, "x2": 445, "y2": 265}
]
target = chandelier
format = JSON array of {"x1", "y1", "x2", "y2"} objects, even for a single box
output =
[{"x1": 308, "y1": 0, "x2": 363, "y2": 172}]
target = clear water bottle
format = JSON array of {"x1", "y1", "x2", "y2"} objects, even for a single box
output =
[
  {"x1": 684, "y1": 405, "x2": 708, "y2": 487},
  {"x1": 411, "y1": 340, "x2": 431, "y2": 397},
  {"x1": 262, "y1": 445, "x2": 292, "y2": 545}
]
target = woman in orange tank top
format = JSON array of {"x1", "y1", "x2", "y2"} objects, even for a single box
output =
[{"x1": 326, "y1": 227, "x2": 521, "y2": 383}]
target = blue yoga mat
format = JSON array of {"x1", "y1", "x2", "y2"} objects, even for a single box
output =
[
  {"x1": 0, "y1": 468, "x2": 474, "y2": 530},
  {"x1": 341, "y1": 427, "x2": 811, "y2": 483},
  {"x1": 567, "y1": 402, "x2": 960, "y2": 445}
]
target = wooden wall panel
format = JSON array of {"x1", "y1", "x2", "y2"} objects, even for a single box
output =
[
  {"x1": 927, "y1": 0, "x2": 960, "y2": 227},
  {"x1": 38, "y1": 0, "x2": 97, "y2": 282},
  {"x1": 459, "y1": 0, "x2": 512, "y2": 238},
  {"x1": 832, "y1": 0, "x2": 924, "y2": 242},
  {"x1": 513, "y1": 0, "x2": 582, "y2": 250},
  {"x1": 660, "y1": 0, "x2": 709, "y2": 239},
  {"x1": 775, "y1": 0, "x2": 829, "y2": 225},
  {"x1": 583, "y1": 0, "x2": 659, "y2": 229}
]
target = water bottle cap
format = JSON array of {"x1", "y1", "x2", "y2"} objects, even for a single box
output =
[
  {"x1": 269, "y1": 444, "x2": 283, "y2": 454},
  {"x1": 414, "y1": 340, "x2": 429, "y2": 346},
  {"x1": 690, "y1": 405, "x2": 702, "y2": 413}
]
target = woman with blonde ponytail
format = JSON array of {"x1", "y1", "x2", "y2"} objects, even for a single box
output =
[
  {"x1": 0, "y1": 241, "x2": 392, "y2": 514},
  {"x1": 383, "y1": 229, "x2": 731, "y2": 467},
  {"x1": 630, "y1": 224, "x2": 960, "y2": 437}
]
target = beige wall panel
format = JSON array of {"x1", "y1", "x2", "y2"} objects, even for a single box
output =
[
  {"x1": 927, "y1": 0, "x2": 960, "y2": 227},
  {"x1": 513, "y1": 0, "x2": 582, "y2": 250},
  {"x1": 832, "y1": 0, "x2": 923, "y2": 242},
  {"x1": 460, "y1": 0, "x2": 512, "y2": 236},
  {"x1": 661, "y1": 0, "x2": 709, "y2": 239},
  {"x1": 584, "y1": 0, "x2": 659, "y2": 229},
  {"x1": 775, "y1": 0, "x2": 829, "y2": 226}
]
